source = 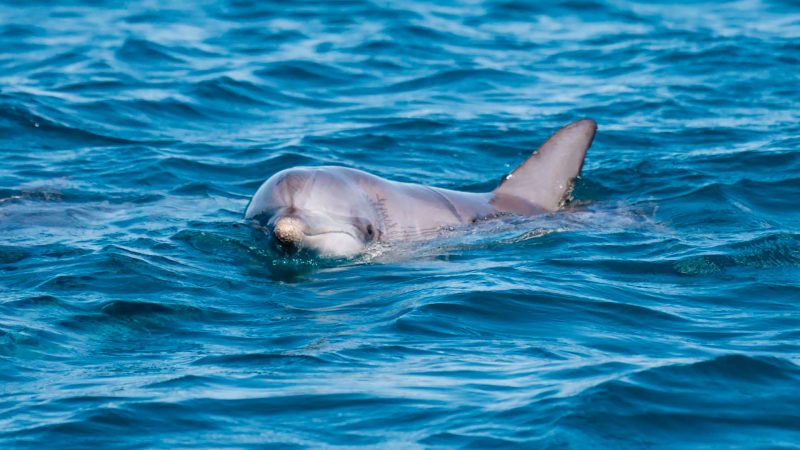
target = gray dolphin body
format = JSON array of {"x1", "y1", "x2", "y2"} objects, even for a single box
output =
[{"x1": 245, "y1": 119, "x2": 597, "y2": 257}]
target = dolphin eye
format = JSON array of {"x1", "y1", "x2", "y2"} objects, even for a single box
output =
[{"x1": 366, "y1": 224, "x2": 374, "y2": 237}]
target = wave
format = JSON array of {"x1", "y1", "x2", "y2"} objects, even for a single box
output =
[
  {"x1": 674, "y1": 232, "x2": 800, "y2": 275},
  {"x1": 556, "y1": 355, "x2": 800, "y2": 447},
  {"x1": 0, "y1": 100, "x2": 139, "y2": 147}
]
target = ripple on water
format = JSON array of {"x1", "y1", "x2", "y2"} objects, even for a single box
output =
[
  {"x1": 674, "y1": 232, "x2": 800, "y2": 275},
  {"x1": 559, "y1": 355, "x2": 800, "y2": 447}
]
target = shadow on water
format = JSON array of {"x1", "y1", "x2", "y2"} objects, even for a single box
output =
[{"x1": 171, "y1": 221, "x2": 328, "y2": 283}]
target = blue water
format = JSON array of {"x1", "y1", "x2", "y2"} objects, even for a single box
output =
[{"x1": 2, "y1": 0, "x2": 800, "y2": 448}]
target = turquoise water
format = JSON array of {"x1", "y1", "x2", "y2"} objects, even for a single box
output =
[{"x1": 2, "y1": 1, "x2": 800, "y2": 448}]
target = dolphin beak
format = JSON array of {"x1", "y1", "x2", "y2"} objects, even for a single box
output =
[{"x1": 272, "y1": 216, "x2": 305, "y2": 248}]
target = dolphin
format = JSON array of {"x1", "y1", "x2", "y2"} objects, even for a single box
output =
[{"x1": 245, "y1": 119, "x2": 597, "y2": 257}]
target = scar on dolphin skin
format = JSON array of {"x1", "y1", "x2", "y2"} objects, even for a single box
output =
[{"x1": 245, "y1": 119, "x2": 597, "y2": 258}]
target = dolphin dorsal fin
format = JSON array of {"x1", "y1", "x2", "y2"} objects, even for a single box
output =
[{"x1": 492, "y1": 119, "x2": 596, "y2": 214}]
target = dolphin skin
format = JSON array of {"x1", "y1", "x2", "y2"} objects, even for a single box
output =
[{"x1": 246, "y1": 119, "x2": 597, "y2": 257}]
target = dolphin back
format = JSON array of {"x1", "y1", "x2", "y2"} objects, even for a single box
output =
[{"x1": 491, "y1": 119, "x2": 596, "y2": 214}]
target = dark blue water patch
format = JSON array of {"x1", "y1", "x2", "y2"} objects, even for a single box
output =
[
  {"x1": 116, "y1": 38, "x2": 190, "y2": 67},
  {"x1": 255, "y1": 60, "x2": 371, "y2": 89},
  {"x1": 189, "y1": 76, "x2": 277, "y2": 109},
  {"x1": 559, "y1": 355, "x2": 800, "y2": 447},
  {"x1": 672, "y1": 233, "x2": 800, "y2": 275},
  {"x1": 59, "y1": 299, "x2": 231, "y2": 332},
  {"x1": 208, "y1": 27, "x2": 307, "y2": 55},
  {"x1": 0, "y1": 245, "x2": 30, "y2": 265},
  {"x1": 0, "y1": 101, "x2": 136, "y2": 148}
]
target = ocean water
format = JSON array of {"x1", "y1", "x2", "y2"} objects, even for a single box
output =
[{"x1": 2, "y1": 0, "x2": 800, "y2": 448}]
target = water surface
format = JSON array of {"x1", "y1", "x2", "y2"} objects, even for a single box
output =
[{"x1": 2, "y1": 0, "x2": 800, "y2": 448}]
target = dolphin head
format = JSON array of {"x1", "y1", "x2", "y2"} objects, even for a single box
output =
[{"x1": 245, "y1": 167, "x2": 380, "y2": 258}]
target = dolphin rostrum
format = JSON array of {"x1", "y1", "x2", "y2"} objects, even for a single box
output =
[{"x1": 245, "y1": 119, "x2": 597, "y2": 257}]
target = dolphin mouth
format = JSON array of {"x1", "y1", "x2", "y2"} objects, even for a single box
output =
[
  {"x1": 304, "y1": 230, "x2": 356, "y2": 238},
  {"x1": 251, "y1": 220, "x2": 360, "y2": 256},
  {"x1": 249, "y1": 210, "x2": 367, "y2": 258}
]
